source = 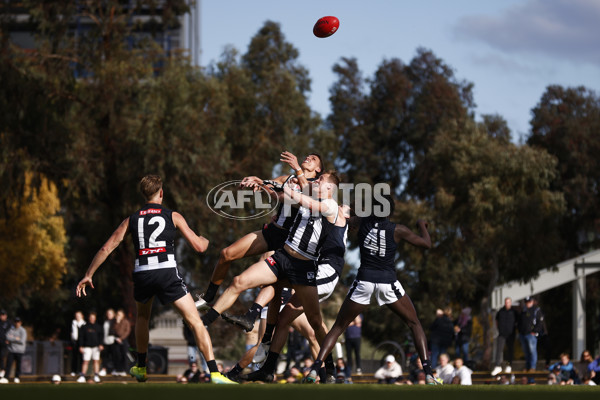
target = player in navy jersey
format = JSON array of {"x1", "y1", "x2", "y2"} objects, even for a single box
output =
[
  {"x1": 202, "y1": 172, "x2": 340, "y2": 356},
  {"x1": 304, "y1": 192, "x2": 441, "y2": 384},
  {"x1": 196, "y1": 152, "x2": 324, "y2": 327},
  {"x1": 76, "y1": 175, "x2": 236, "y2": 384}
]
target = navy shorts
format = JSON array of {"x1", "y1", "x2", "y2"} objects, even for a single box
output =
[
  {"x1": 264, "y1": 248, "x2": 317, "y2": 286},
  {"x1": 133, "y1": 267, "x2": 188, "y2": 305},
  {"x1": 261, "y1": 222, "x2": 288, "y2": 251}
]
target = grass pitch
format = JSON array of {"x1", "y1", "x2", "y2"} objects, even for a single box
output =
[{"x1": 0, "y1": 383, "x2": 598, "y2": 400}]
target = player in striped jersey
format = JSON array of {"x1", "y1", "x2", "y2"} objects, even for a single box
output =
[
  {"x1": 241, "y1": 204, "x2": 350, "y2": 383},
  {"x1": 76, "y1": 175, "x2": 236, "y2": 384},
  {"x1": 196, "y1": 152, "x2": 323, "y2": 326},
  {"x1": 201, "y1": 172, "x2": 340, "y2": 354},
  {"x1": 304, "y1": 192, "x2": 440, "y2": 384}
]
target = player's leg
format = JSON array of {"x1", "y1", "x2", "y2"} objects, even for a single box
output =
[
  {"x1": 129, "y1": 299, "x2": 153, "y2": 382},
  {"x1": 305, "y1": 297, "x2": 368, "y2": 383},
  {"x1": 202, "y1": 259, "x2": 278, "y2": 325},
  {"x1": 385, "y1": 288, "x2": 439, "y2": 384},
  {"x1": 203, "y1": 230, "x2": 269, "y2": 302},
  {"x1": 226, "y1": 317, "x2": 268, "y2": 382},
  {"x1": 173, "y1": 293, "x2": 237, "y2": 384}
]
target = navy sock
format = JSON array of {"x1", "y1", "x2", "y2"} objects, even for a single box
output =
[
  {"x1": 263, "y1": 351, "x2": 280, "y2": 374},
  {"x1": 422, "y1": 359, "x2": 433, "y2": 376},
  {"x1": 229, "y1": 363, "x2": 243, "y2": 376},
  {"x1": 207, "y1": 360, "x2": 218, "y2": 373},
  {"x1": 262, "y1": 324, "x2": 276, "y2": 343},
  {"x1": 204, "y1": 282, "x2": 219, "y2": 303},
  {"x1": 325, "y1": 353, "x2": 335, "y2": 374},
  {"x1": 246, "y1": 303, "x2": 263, "y2": 320},
  {"x1": 201, "y1": 308, "x2": 220, "y2": 326},
  {"x1": 312, "y1": 359, "x2": 323, "y2": 371},
  {"x1": 137, "y1": 353, "x2": 147, "y2": 368}
]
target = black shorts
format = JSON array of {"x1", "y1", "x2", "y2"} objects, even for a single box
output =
[
  {"x1": 265, "y1": 248, "x2": 317, "y2": 286},
  {"x1": 133, "y1": 267, "x2": 188, "y2": 305},
  {"x1": 261, "y1": 222, "x2": 288, "y2": 251}
]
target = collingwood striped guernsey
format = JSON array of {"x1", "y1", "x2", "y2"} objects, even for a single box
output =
[
  {"x1": 273, "y1": 175, "x2": 316, "y2": 230},
  {"x1": 129, "y1": 203, "x2": 177, "y2": 272},
  {"x1": 285, "y1": 198, "x2": 338, "y2": 261}
]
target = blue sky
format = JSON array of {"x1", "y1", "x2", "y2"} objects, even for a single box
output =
[{"x1": 200, "y1": 0, "x2": 600, "y2": 142}]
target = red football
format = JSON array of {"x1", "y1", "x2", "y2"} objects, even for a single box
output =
[{"x1": 313, "y1": 16, "x2": 339, "y2": 38}]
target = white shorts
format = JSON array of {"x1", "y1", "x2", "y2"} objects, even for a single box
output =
[
  {"x1": 82, "y1": 346, "x2": 101, "y2": 361},
  {"x1": 347, "y1": 279, "x2": 405, "y2": 306},
  {"x1": 316, "y1": 263, "x2": 339, "y2": 302}
]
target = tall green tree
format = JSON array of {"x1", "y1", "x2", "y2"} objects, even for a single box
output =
[{"x1": 527, "y1": 85, "x2": 600, "y2": 356}]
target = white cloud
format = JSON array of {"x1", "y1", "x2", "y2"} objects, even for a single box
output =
[{"x1": 453, "y1": 0, "x2": 600, "y2": 67}]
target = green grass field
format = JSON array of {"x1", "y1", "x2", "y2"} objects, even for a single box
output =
[{"x1": 1, "y1": 384, "x2": 599, "y2": 400}]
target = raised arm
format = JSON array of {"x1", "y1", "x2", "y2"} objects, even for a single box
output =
[
  {"x1": 394, "y1": 219, "x2": 432, "y2": 249},
  {"x1": 280, "y1": 151, "x2": 309, "y2": 189},
  {"x1": 173, "y1": 212, "x2": 209, "y2": 253},
  {"x1": 282, "y1": 184, "x2": 336, "y2": 219},
  {"x1": 76, "y1": 218, "x2": 130, "y2": 297}
]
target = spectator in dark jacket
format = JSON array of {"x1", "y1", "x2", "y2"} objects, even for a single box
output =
[
  {"x1": 454, "y1": 307, "x2": 472, "y2": 362},
  {"x1": 430, "y1": 308, "x2": 454, "y2": 368},
  {"x1": 491, "y1": 297, "x2": 519, "y2": 375},
  {"x1": 78, "y1": 311, "x2": 104, "y2": 383},
  {"x1": 518, "y1": 297, "x2": 544, "y2": 371},
  {"x1": 0, "y1": 310, "x2": 10, "y2": 380}
]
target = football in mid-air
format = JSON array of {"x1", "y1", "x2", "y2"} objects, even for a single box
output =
[{"x1": 313, "y1": 16, "x2": 339, "y2": 38}]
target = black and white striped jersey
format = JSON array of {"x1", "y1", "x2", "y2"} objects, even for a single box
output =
[
  {"x1": 129, "y1": 203, "x2": 177, "y2": 272},
  {"x1": 273, "y1": 175, "x2": 316, "y2": 230},
  {"x1": 356, "y1": 216, "x2": 398, "y2": 283},
  {"x1": 285, "y1": 198, "x2": 338, "y2": 260}
]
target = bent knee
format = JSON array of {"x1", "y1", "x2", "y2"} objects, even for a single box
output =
[
  {"x1": 220, "y1": 246, "x2": 237, "y2": 263},
  {"x1": 231, "y1": 275, "x2": 250, "y2": 292}
]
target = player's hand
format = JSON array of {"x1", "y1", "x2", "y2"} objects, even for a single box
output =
[
  {"x1": 416, "y1": 219, "x2": 429, "y2": 230},
  {"x1": 76, "y1": 276, "x2": 94, "y2": 297},
  {"x1": 280, "y1": 151, "x2": 301, "y2": 172}
]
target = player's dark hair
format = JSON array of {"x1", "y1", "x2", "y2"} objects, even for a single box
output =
[
  {"x1": 140, "y1": 175, "x2": 162, "y2": 201},
  {"x1": 373, "y1": 192, "x2": 395, "y2": 219},
  {"x1": 309, "y1": 153, "x2": 324, "y2": 175}
]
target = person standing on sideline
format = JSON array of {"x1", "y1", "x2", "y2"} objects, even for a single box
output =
[
  {"x1": 101, "y1": 308, "x2": 116, "y2": 376},
  {"x1": 345, "y1": 314, "x2": 363, "y2": 374},
  {"x1": 430, "y1": 308, "x2": 454, "y2": 368},
  {"x1": 113, "y1": 309, "x2": 131, "y2": 376},
  {"x1": 77, "y1": 311, "x2": 103, "y2": 383},
  {"x1": 70, "y1": 311, "x2": 86, "y2": 376},
  {"x1": 454, "y1": 307, "x2": 472, "y2": 362},
  {"x1": 518, "y1": 296, "x2": 544, "y2": 371},
  {"x1": 76, "y1": 175, "x2": 236, "y2": 384},
  {"x1": 0, "y1": 310, "x2": 10, "y2": 381},
  {"x1": 5, "y1": 317, "x2": 26, "y2": 383},
  {"x1": 491, "y1": 297, "x2": 519, "y2": 375}
]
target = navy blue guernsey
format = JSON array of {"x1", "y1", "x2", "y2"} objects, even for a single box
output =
[
  {"x1": 129, "y1": 203, "x2": 177, "y2": 272},
  {"x1": 356, "y1": 217, "x2": 398, "y2": 283},
  {"x1": 318, "y1": 221, "x2": 348, "y2": 276}
]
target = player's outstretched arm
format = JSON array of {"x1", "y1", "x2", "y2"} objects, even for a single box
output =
[
  {"x1": 76, "y1": 218, "x2": 129, "y2": 297},
  {"x1": 282, "y1": 184, "x2": 335, "y2": 217},
  {"x1": 394, "y1": 219, "x2": 432, "y2": 249},
  {"x1": 173, "y1": 212, "x2": 209, "y2": 253},
  {"x1": 280, "y1": 151, "x2": 309, "y2": 189}
]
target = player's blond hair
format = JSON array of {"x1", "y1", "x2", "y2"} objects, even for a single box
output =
[{"x1": 140, "y1": 175, "x2": 162, "y2": 201}]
